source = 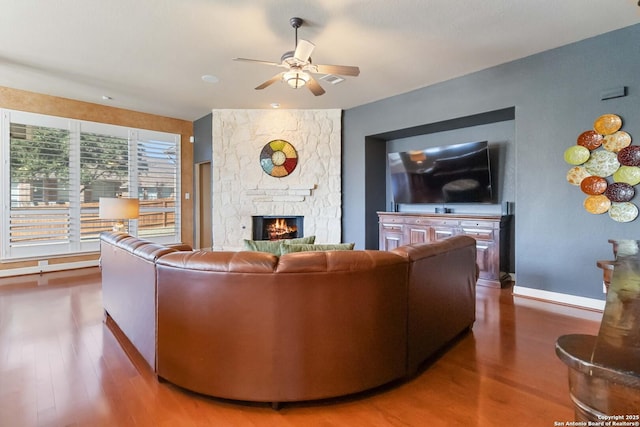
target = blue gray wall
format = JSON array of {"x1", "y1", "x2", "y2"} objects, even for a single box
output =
[
  {"x1": 193, "y1": 113, "x2": 212, "y2": 164},
  {"x1": 342, "y1": 24, "x2": 640, "y2": 300}
]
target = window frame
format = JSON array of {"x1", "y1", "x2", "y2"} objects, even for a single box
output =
[{"x1": 1, "y1": 109, "x2": 181, "y2": 261}]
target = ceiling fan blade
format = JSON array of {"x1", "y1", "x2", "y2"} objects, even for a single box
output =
[
  {"x1": 255, "y1": 73, "x2": 284, "y2": 90},
  {"x1": 294, "y1": 39, "x2": 315, "y2": 62},
  {"x1": 314, "y1": 64, "x2": 360, "y2": 77},
  {"x1": 234, "y1": 58, "x2": 282, "y2": 67},
  {"x1": 306, "y1": 75, "x2": 325, "y2": 96}
]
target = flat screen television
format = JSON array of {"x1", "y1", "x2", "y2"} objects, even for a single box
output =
[{"x1": 388, "y1": 140, "x2": 493, "y2": 204}]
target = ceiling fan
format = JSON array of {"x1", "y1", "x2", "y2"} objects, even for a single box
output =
[{"x1": 233, "y1": 17, "x2": 360, "y2": 96}]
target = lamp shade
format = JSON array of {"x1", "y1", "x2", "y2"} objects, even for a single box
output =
[{"x1": 99, "y1": 197, "x2": 139, "y2": 220}]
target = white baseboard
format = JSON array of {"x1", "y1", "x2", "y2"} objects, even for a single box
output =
[
  {"x1": 0, "y1": 259, "x2": 99, "y2": 279},
  {"x1": 512, "y1": 285, "x2": 606, "y2": 311}
]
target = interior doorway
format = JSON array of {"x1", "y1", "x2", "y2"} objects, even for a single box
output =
[{"x1": 196, "y1": 162, "x2": 212, "y2": 249}]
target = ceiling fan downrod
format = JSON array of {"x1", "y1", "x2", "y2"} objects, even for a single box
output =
[{"x1": 290, "y1": 17, "x2": 303, "y2": 48}]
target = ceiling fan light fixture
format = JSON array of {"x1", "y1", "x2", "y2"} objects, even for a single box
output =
[
  {"x1": 283, "y1": 70, "x2": 309, "y2": 88},
  {"x1": 234, "y1": 16, "x2": 359, "y2": 95}
]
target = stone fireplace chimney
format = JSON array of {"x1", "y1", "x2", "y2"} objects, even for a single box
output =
[{"x1": 210, "y1": 109, "x2": 342, "y2": 250}]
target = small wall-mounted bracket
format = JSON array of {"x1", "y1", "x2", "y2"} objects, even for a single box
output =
[{"x1": 600, "y1": 86, "x2": 627, "y2": 101}]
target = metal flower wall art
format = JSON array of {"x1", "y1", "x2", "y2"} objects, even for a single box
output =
[{"x1": 565, "y1": 114, "x2": 639, "y2": 222}]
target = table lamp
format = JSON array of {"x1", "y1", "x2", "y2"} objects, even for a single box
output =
[{"x1": 99, "y1": 197, "x2": 139, "y2": 232}]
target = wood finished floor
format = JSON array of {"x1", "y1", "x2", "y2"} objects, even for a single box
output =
[{"x1": 0, "y1": 268, "x2": 602, "y2": 427}]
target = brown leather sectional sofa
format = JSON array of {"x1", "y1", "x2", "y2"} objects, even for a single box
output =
[{"x1": 100, "y1": 231, "x2": 477, "y2": 406}]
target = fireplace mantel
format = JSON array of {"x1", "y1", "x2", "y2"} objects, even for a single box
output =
[{"x1": 245, "y1": 184, "x2": 314, "y2": 203}]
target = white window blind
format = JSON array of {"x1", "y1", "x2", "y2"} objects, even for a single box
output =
[
  {"x1": 1, "y1": 110, "x2": 181, "y2": 260},
  {"x1": 79, "y1": 122, "x2": 131, "y2": 242},
  {"x1": 4, "y1": 112, "x2": 73, "y2": 258},
  {"x1": 133, "y1": 130, "x2": 181, "y2": 241}
]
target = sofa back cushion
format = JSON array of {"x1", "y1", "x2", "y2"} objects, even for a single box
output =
[
  {"x1": 157, "y1": 250, "x2": 278, "y2": 273},
  {"x1": 157, "y1": 247, "x2": 405, "y2": 275},
  {"x1": 276, "y1": 249, "x2": 404, "y2": 273},
  {"x1": 279, "y1": 242, "x2": 355, "y2": 254},
  {"x1": 100, "y1": 231, "x2": 192, "y2": 262}
]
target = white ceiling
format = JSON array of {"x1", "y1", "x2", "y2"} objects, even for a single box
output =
[{"x1": 1, "y1": 0, "x2": 639, "y2": 121}]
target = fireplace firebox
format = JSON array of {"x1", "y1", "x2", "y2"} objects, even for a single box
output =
[{"x1": 252, "y1": 216, "x2": 304, "y2": 241}]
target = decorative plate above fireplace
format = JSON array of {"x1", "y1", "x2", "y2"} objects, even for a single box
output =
[{"x1": 260, "y1": 139, "x2": 298, "y2": 177}]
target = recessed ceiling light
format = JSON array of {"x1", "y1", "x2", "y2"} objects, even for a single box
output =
[
  {"x1": 270, "y1": 103, "x2": 280, "y2": 109},
  {"x1": 101, "y1": 95, "x2": 113, "y2": 100},
  {"x1": 201, "y1": 74, "x2": 219, "y2": 83}
]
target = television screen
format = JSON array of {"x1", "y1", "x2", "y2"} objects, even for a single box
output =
[{"x1": 388, "y1": 141, "x2": 493, "y2": 204}]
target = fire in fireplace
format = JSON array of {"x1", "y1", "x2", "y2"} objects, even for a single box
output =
[{"x1": 252, "y1": 216, "x2": 304, "y2": 241}]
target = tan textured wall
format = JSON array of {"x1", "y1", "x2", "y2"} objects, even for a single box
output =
[{"x1": 0, "y1": 86, "x2": 193, "y2": 273}]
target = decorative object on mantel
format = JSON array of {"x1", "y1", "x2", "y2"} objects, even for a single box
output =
[
  {"x1": 260, "y1": 140, "x2": 298, "y2": 178},
  {"x1": 564, "y1": 113, "x2": 638, "y2": 222}
]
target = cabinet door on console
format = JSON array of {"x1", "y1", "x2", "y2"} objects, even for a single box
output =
[
  {"x1": 460, "y1": 221, "x2": 498, "y2": 284},
  {"x1": 429, "y1": 218, "x2": 458, "y2": 242},
  {"x1": 431, "y1": 226, "x2": 455, "y2": 241},
  {"x1": 379, "y1": 223, "x2": 404, "y2": 251},
  {"x1": 474, "y1": 240, "x2": 497, "y2": 281},
  {"x1": 406, "y1": 225, "x2": 430, "y2": 244}
]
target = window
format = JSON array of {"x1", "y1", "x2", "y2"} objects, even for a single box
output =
[{"x1": 1, "y1": 110, "x2": 181, "y2": 260}]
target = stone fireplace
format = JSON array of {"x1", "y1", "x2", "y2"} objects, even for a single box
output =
[
  {"x1": 252, "y1": 215, "x2": 304, "y2": 241},
  {"x1": 211, "y1": 109, "x2": 342, "y2": 250}
]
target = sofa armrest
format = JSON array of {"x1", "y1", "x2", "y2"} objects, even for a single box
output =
[
  {"x1": 99, "y1": 232, "x2": 187, "y2": 371},
  {"x1": 392, "y1": 235, "x2": 478, "y2": 373}
]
